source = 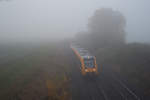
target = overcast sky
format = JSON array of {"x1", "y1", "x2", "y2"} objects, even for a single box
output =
[{"x1": 0, "y1": 0, "x2": 150, "y2": 43}]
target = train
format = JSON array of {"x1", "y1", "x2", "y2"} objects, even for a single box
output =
[{"x1": 71, "y1": 44, "x2": 98, "y2": 75}]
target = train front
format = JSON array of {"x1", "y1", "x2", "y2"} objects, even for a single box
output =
[{"x1": 83, "y1": 56, "x2": 98, "y2": 75}]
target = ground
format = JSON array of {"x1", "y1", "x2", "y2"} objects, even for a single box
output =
[{"x1": 0, "y1": 42, "x2": 150, "y2": 100}]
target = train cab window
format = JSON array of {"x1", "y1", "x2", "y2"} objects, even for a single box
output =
[{"x1": 84, "y1": 58, "x2": 95, "y2": 68}]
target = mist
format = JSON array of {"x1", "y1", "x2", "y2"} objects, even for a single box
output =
[
  {"x1": 0, "y1": 0, "x2": 150, "y2": 43},
  {"x1": 1, "y1": 1, "x2": 150, "y2": 100}
]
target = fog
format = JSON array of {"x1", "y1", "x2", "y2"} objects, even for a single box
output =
[{"x1": 0, "y1": 0, "x2": 150, "y2": 43}]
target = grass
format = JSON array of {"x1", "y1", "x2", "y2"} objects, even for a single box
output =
[{"x1": 0, "y1": 43, "x2": 71, "y2": 100}]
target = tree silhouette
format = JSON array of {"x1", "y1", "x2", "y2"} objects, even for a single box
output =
[{"x1": 87, "y1": 8, "x2": 126, "y2": 48}]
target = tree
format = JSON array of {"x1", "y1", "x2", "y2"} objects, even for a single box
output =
[{"x1": 88, "y1": 8, "x2": 126, "y2": 48}]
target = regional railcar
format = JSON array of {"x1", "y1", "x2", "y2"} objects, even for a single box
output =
[{"x1": 71, "y1": 44, "x2": 98, "y2": 75}]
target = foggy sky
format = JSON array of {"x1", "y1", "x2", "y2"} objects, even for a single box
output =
[{"x1": 0, "y1": 0, "x2": 150, "y2": 43}]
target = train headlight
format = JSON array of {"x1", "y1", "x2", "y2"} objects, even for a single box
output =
[
  {"x1": 93, "y1": 69, "x2": 96, "y2": 71},
  {"x1": 85, "y1": 69, "x2": 88, "y2": 72}
]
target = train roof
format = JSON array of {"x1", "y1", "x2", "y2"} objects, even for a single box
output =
[
  {"x1": 71, "y1": 44, "x2": 95, "y2": 58},
  {"x1": 81, "y1": 55, "x2": 95, "y2": 59},
  {"x1": 79, "y1": 52, "x2": 89, "y2": 55}
]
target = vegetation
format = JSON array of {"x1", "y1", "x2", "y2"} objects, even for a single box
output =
[
  {"x1": 75, "y1": 8, "x2": 126, "y2": 48},
  {"x1": 0, "y1": 43, "x2": 71, "y2": 100}
]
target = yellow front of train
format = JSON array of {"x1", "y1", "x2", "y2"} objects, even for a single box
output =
[{"x1": 81, "y1": 56, "x2": 98, "y2": 75}]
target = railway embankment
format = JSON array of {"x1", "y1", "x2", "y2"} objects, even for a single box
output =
[{"x1": 94, "y1": 43, "x2": 150, "y2": 99}]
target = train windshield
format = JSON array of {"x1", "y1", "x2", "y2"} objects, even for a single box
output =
[{"x1": 84, "y1": 58, "x2": 95, "y2": 68}]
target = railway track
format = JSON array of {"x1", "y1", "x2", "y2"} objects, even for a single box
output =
[{"x1": 67, "y1": 46, "x2": 141, "y2": 100}]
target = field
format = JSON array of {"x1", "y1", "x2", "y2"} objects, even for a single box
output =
[{"x1": 0, "y1": 42, "x2": 71, "y2": 100}]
